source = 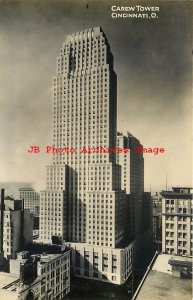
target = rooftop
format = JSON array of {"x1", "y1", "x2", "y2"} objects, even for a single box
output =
[
  {"x1": 14, "y1": 251, "x2": 66, "y2": 265},
  {"x1": 25, "y1": 242, "x2": 68, "y2": 254},
  {"x1": 135, "y1": 254, "x2": 192, "y2": 300},
  {"x1": 4, "y1": 195, "x2": 14, "y2": 200},
  {"x1": 0, "y1": 272, "x2": 19, "y2": 290},
  {"x1": 39, "y1": 253, "x2": 63, "y2": 264},
  {"x1": 160, "y1": 189, "x2": 192, "y2": 199},
  {"x1": 161, "y1": 187, "x2": 193, "y2": 196},
  {"x1": 19, "y1": 188, "x2": 35, "y2": 191}
]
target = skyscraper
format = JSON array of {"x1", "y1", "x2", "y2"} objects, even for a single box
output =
[
  {"x1": 40, "y1": 27, "x2": 134, "y2": 284},
  {"x1": 117, "y1": 132, "x2": 144, "y2": 239}
]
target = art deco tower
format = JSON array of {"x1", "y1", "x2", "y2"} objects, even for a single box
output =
[
  {"x1": 40, "y1": 26, "x2": 125, "y2": 243},
  {"x1": 40, "y1": 28, "x2": 133, "y2": 284}
]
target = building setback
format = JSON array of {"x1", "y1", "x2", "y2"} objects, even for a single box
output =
[{"x1": 161, "y1": 187, "x2": 193, "y2": 256}]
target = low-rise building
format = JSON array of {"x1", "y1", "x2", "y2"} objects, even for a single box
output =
[
  {"x1": 0, "y1": 244, "x2": 71, "y2": 299},
  {"x1": 69, "y1": 241, "x2": 134, "y2": 285}
]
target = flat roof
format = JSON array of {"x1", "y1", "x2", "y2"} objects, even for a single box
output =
[
  {"x1": 0, "y1": 272, "x2": 19, "y2": 290},
  {"x1": 135, "y1": 254, "x2": 192, "y2": 300},
  {"x1": 25, "y1": 243, "x2": 69, "y2": 254},
  {"x1": 136, "y1": 270, "x2": 192, "y2": 300},
  {"x1": 39, "y1": 253, "x2": 64, "y2": 264},
  {"x1": 160, "y1": 191, "x2": 192, "y2": 199}
]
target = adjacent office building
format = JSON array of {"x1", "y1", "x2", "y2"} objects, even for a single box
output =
[
  {"x1": 142, "y1": 192, "x2": 152, "y2": 236},
  {"x1": 19, "y1": 187, "x2": 40, "y2": 215},
  {"x1": 152, "y1": 192, "x2": 162, "y2": 246},
  {"x1": 116, "y1": 132, "x2": 144, "y2": 239},
  {"x1": 1, "y1": 192, "x2": 33, "y2": 260},
  {"x1": 152, "y1": 213, "x2": 162, "y2": 242},
  {"x1": 0, "y1": 245, "x2": 70, "y2": 299},
  {"x1": 152, "y1": 192, "x2": 162, "y2": 207},
  {"x1": 161, "y1": 187, "x2": 193, "y2": 256},
  {"x1": 116, "y1": 132, "x2": 144, "y2": 195}
]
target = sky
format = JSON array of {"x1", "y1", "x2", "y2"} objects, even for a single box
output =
[{"x1": 0, "y1": 0, "x2": 192, "y2": 193}]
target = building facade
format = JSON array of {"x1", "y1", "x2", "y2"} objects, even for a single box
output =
[
  {"x1": 116, "y1": 132, "x2": 144, "y2": 239},
  {"x1": 40, "y1": 165, "x2": 68, "y2": 243},
  {"x1": 69, "y1": 241, "x2": 134, "y2": 285},
  {"x1": 2, "y1": 195, "x2": 33, "y2": 259},
  {"x1": 152, "y1": 192, "x2": 162, "y2": 207},
  {"x1": 142, "y1": 192, "x2": 152, "y2": 235},
  {"x1": 116, "y1": 132, "x2": 144, "y2": 196},
  {"x1": 19, "y1": 188, "x2": 40, "y2": 215},
  {"x1": 152, "y1": 214, "x2": 162, "y2": 242},
  {"x1": 0, "y1": 247, "x2": 70, "y2": 300},
  {"x1": 161, "y1": 187, "x2": 193, "y2": 256}
]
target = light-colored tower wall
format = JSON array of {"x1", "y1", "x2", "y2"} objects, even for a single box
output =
[
  {"x1": 40, "y1": 165, "x2": 68, "y2": 242},
  {"x1": 70, "y1": 242, "x2": 134, "y2": 285},
  {"x1": 52, "y1": 27, "x2": 118, "y2": 243},
  {"x1": 40, "y1": 27, "x2": 126, "y2": 244},
  {"x1": 116, "y1": 132, "x2": 144, "y2": 196},
  {"x1": 39, "y1": 27, "x2": 135, "y2": 285}
]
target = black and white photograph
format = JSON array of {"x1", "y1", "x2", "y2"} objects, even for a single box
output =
[{"x1": 0, "y1": 1, "x2": 192, "y2": 299}]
